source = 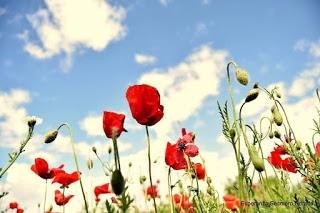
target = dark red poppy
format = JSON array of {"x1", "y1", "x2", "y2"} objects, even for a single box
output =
[
  {"x1": 267, "y1": 145, "x2": 297, "y2": 173},
  {"x1": 9, "y1": 202, "x2": 18, "y2": 209},
  {"x1": 52, "y1": 171, "x2": 80, "y2": 187},
  {"x1": 146, "y1": 184, "x2": 160, "y2": 198},
  {"x1": 54, "y1": 190, "x2": 74, "y2": 206},
  {"x1": 316, "y1": 142, "x2": 320, "y2": 158},
  {"x1": 31, "y1": 158, "x2": 64, "y2": 179},
  {"x1": 173, "y1": 194, "x2": 193, "y2": 212},
  {"x1": 94, "y1": 183, "x2": 111, "y2": 202},
  {"x1": 16, "y1": 209, "x2": 24, "y2": 213},
  {"x1": 223, "y1": 194, "x2": 240, "y2": 211},
  {"x1": 192, "y1": 163, "x2": 206, "y2": 180},
  {"x1": 126, "y1": 84, "x2": 164, "y2": 126},
  {"x1": 103, "y1": 111, "x2": 127, "y2": 138},
  {"x1": 165, "y1": 128, "x2": 198, "y2": 170}
]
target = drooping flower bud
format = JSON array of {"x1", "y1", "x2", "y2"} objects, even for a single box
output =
[
  {"x1": 274, "y1": 130, "x2": 281, "y2": 139},
  {"x1": 87, "y1": 159, "x2": 93, "y2": 170},
  {"x1": 268, "y1": 131, "x2": 274, "y2": 139},
  {"x1": 248, "y1": 144, "x2": 265, "y2": 172},
  {"x1": 245, "y1": 88, "x2": 259, "y2": 103},
  {"x1": 92, "y1": 146, "x2": 97, "y2": 153},
  {"x1": 44, "y1": 130, "x2": 58, "y2": 144},
  {"x1": 271, "y1": 105, "x2": 276, "y2": 113},
  {"x1": 128, "y1": 162, "x2": 132, "y2": 167},
  {"x1": 139, "y1": 175, "x2": 146, "y2": 184},
  {"x1": 273, "y1": 109, "x2": 283, "y2": 126},
  {"x1": 235, "y1": 68, "x2": 249, "y2": 86},
  {"x1": 295, "y1": 140, "x2": 302, "y2": 150},
  {"x1": 275, "y1": 90, "x2": 282, "y2": 98},
  {"x1": 253, "y1": 82, "x2": 259, "y2": 89},
  {"x1": 111, "y1": 170, "x2": 125, "y2": 195},
  {"x1": 229, "y1": 128, "x2": 236, "y2": 141}
]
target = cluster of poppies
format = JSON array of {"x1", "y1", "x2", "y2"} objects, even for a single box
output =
[
  {"x1": 9, "y1": 202, "x2": 24, "y2": 213},
  {"x1": 145, "y1": 180, "x2": 160, "y2": 199},
  {"x1": 267, "y1": 144, "x2": 298, "y2": 173},
  {"x1": 165, "y1": 128, "x2": 206, "y2": 180},
  {"x1": 173, "y1": 194, "x2": 194, "y2": 213}
]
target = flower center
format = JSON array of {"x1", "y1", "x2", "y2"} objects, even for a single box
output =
[{"x1": 178, "y1": 142, "x2": 186, "y2": 151}]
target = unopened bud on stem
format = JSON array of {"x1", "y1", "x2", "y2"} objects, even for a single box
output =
[
  {"x1": 236, "y1": 68, "x2": 249, "y2": 86},
  {"x1": 44, "y1": 130, "x2": 58, "y2": 144}
]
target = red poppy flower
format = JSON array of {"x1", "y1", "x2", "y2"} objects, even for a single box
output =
[
  {"x1": 31, "y1": 158, "x2": 64, "y2": 179},
  {"x1": 9, "y1": 202, "x2": 18, "y2": 209},
  {"x1": 126, "y1": 84, "x2": 164, "y2": 126},
  {"x1": 165, "y1": 128, "x2": 198, "y2": 170},
  {"x1": 173, "y1": 194, "x2": 193, "y2": 212},
  {"x1": 192, "y1": 163, "x2": 206, "y2": 180},
  {"x1": 267, "y1": 145, "x2": 297, "y2": 173},
  {"x1": 223, "y1": 194, "x2": 240, "y2": 211},
  {"x1": 94, "y1": 183, "x2": 111, "y2": 202},
  {"x1": 316, "y1": 142, "x2": 320, "y2": 158},
  {"x1": 16, "y1": 209, "x2": 24, "y2": 213},
  {"x1": 252, "y1": 183, "x2": 257, "y2": 190},
  {"x1": 146, "y1": 184, "x2": 160, "y2": 198},
  {"x1": 52, "y1": 171, "x2": 80, "y2": 187},
  {"x1": 103, "y1": 111, "x2": 127, "y2": 138},
  {"x1": 54, "y1": 190, "x2": 74, "y2": 206}
]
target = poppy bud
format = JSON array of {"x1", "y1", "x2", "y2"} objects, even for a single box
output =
[
  {"x1": 276, "y1": 91, "x2": 282, "y2": 98},
  {"x1": 47, "y1": 205, "x2": 53, "y2": 211},
  {"x1": 128, "y1": 162, "x2": 132, "y2": 167},
  {"x1": 295, "y1": 140, "x2": 302, "y2": 150},
  {"x1": 87, "y1": 159, "x2": 93, "y2": 170},
  {"x1": 111, "y1": 170, "x2": 125, "y2": 195},
  {"x1": 207, "y1": 177, "x2": 212, "y2": 184},
  {"x1": 268, "y1": 131, "x2": 274, "y2": 139},
  {"x1": 229, "y1": 128, "x2": 236, "y2": 141},
  {"x1": 235, "y1": 68, "x2": 249, "y2": 86},
  {"x1": 274, "y1": 130, "x2": 281, "y2": 139},
  {"x1": 253, "y1": 82, "x2": 259, "y2": 89},
  {"x1": 271, "y1": 105, "x2": 276, "y2": 113},
  {"x1": 92, "y1": 146, "x2": 97, "y2": 153},
  {"x1": 273, "y1": 109, "x2": 283, "y2": 126},
  {"x1": 245, "y1": 88, "x2": 259, "y2": 103},
  {"x1": 248, "y1": 144, "x2": 265, "y2": 172},
  {"x1": 27, "y1": 117, "x2": 37, "y2": 128},
  {"x1": 105, "y1": 171, "x2": 109, "y2": 176},
  {"x1": 108, "y1": 146, "x2": 112, "y2": 154},
  {"x1": 44, "y1": 130, "x2": 58, "y2": 144},
  {"x1": 139, "y1": 175, "x2": 146, "y2": 184}
]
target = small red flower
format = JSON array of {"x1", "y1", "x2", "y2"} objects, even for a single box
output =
[
  {"x1": 9, "y1": 202, "x2": 18, "y2": 209},
  {"x1": 173, "y1": 194, "x2": 193, "y2": 212},
  {"x1": 267, "y1": 145, "x2": 297, "y2": 173},
  {"x1": 54, "y1": 190, "x2": 74, "y2": 206},
  {"x1": 192, "y1": 163, "x2": 206, "y2": 180},
  {"x1": 252, "y1": 183, "x2": 257, "y2": 190},
  {"x1": 16, "y1": 209, "x2": 24, "y2": 213},
  {"x1": 165, "y1": 128, "x2": 198, "y2": 170},
  {"x1": 94, "y1": 183, "x2": 111, "y2": 202},
  {"x1": 146, "y1": 184, "x2": 160, "y2": 198},
  {"x1": 126, "y1": 84, "x2": 164, "y2": 126},
  {"x1": 316, "y1": 142, "x2": 320, "y2": 158},
  {"x1": 31, "y1": 158, "x2": 64, "y2": 179},
  {"x1": 223, "y1": 194, "x2": 240, "y2": 211},
  {"x1": 103, "y1": 111, "x2": 127, "y2": 138},
  {"x1": 52, "y1": 171, "x2": 80, "y2": 187}
]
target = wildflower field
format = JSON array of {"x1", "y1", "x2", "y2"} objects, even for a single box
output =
[{"x1": 1, "y1": 1, "x2": 320, "y2": 213}]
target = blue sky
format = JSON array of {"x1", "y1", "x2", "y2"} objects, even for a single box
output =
[{"x1": 0, "y1": 0, "x2": 320, "y2": 211}]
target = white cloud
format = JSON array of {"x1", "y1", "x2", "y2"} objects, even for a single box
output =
[
  {"x1": 24, "y1": 0, "x2": 126, "y2": 71},
  {"x1": 16, "y1": 30, "x2": 29, "y2": 42},
  {"x1": 159, "y1": 0, "x2": 172, "y2": 6},
  {"x1": 139, "y1": 45, "x2": 228, "y2": 137},
  {"x1": 310, "y1": 41, "x2": 320, "y2": 58},
  {"x1": 288, "y1": 63, "x2": 320, "y2": 97},
  {"x1": 134, "y1": 54, "x2": 157, "y2": 65},
  {"x1": 0, "y1": 7, "x2": 6, "y2": 16},
  {"x1": 294, "y1": 39, "x2": 320, "y2": 58}
]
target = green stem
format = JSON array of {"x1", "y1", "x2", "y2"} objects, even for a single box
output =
[
  {"x1": 0, "y1": 125, "x2": 34, "y2": 178},
  {"x1": 145, "y1": 126, "x2": 158, "y2": 213},
  {"x1": 168, "y1": 168, "x2": 174, "y2": 213},
  {"x1": 43, "y1": 179, "x2": 47, "y2": 213},
  {"x1": 58, "y1": 123, "x2": 89, "y2": 213},
  {"x1": 63, "y1": 187, "x2": 65, "y2": 213}
]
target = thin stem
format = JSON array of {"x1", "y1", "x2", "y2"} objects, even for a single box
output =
[
  {"x1": 63, "y1": 188, "x2": 65, "y2": 213},
  {"x1": 43, "y1": 179, "x2": 47, "y2": 213},
  {"x1": 145, "y1": 126, "x2": 158, "y2": 213},
  {"x1": 0, "y1": 126, "x2": 34, "y2": 178},
  {"x1": 168, "y1": 168, "x2": 174, "y2": 213},
  {"x1": 58, "y1": 123, "x2": 89, "y2": 213}
]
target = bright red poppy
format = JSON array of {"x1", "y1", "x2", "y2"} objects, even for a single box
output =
[
  {"x1": 103, "y1": 111, "x2": 127, "y2": 138},
  {"x1": 31, "y1": 158, "x2": 64, "y2": 179},
  {"x1": 223, "y1": 194, "x2": 240, "y2": 211},
  {"x1": 267, "y1": 145, "x2": 297, "y2": 173},
  {"x1": 54, "y1": 190, "x2": 74, "y2": 206},
  {"x1": 173, "y1": 194, "x2": 193, "y2": 212},
  {"x1": 126, "y1": 84, "x2": 164, "y2": 126},
  {"x1": 16, "y1": 209, "x2": 24, "y2": 213},
  {"x1": 146, "y1": 184, "x2": 160, "y2": 198},
  {"x1": 192, "y1": 163, "x2": 206, "y2": 180},
  {"x1": 165, "y1": 128, "x2": 198, "y2": 170},
  {"x1": 316, "y1": 142, "x2": 320, "y2": 158},
  {"x1": 94, "y1": 183, "x2": 111, "y2": 202},
  {"x1": 52, "y1": 171, "x2": 80, "y2": 187},
  {"x1": 9, "y1": 202, "x2": 18, "y2": 209}
]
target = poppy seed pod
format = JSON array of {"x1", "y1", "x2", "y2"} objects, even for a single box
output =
[
  {"x1": 44, "y1": 130, "x2": 58, "y2": 144},
  {"x1": 273, "y1": 109, "x2": 283, "y2": 126},
  {"x1": 111, "y1": 170, "x2": 125, "y2": 195},
  {"x1": 248, "y1": 144, "x2": 265, "y2": 172},
  {"x1": 245, "y1": 88, "x2": 259, "y2": 103},
  {"x1": 235, "y1": 68, "x2": 249, "y2": 86},
  {"x1": 27, "y1": 117, "x2": 37, "y2": 128}
]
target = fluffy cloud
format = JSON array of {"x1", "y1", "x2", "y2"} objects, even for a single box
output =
[
  {"x1": 0, "y1": 7, "x2": 6, "y2": 16},
  {"x1": 134, "y1": 54, "x2": 157, "y2": 65},
  {"x1": 159, "y1": 0, "x2": 173, "y2": 6},
  {"x1": 24, "y1": 0, "x2": 126, "y2": 71},
  {"x1": 139, "y1": 45, "x2": 228, "y2": 138},
  {"x1": 294, "y1": 39, "x2": 320, "y2": 58}
]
